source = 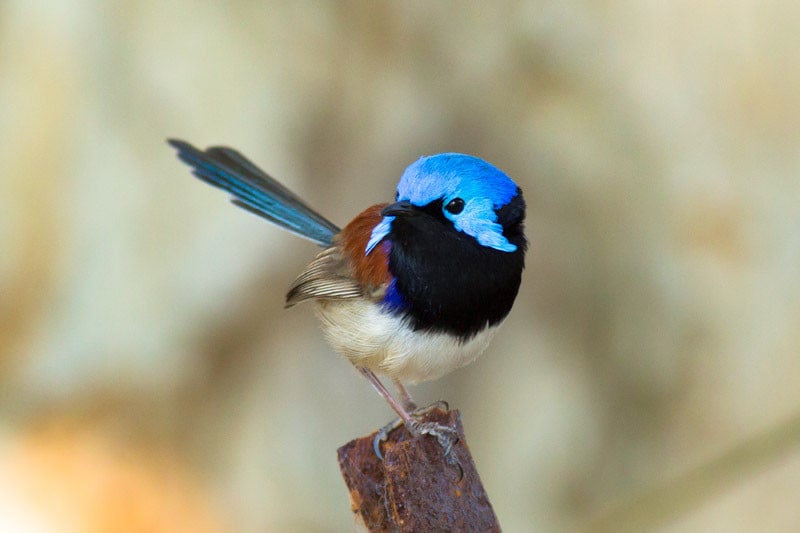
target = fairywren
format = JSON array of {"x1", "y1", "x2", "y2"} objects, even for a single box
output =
[{"x1": 169, "y1": 140, "x2": 526, "y2": 454}]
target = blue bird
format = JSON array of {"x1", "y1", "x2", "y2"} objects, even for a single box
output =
[{"x1": 169, "y1": 140, "x2": 526, "y2": 455}]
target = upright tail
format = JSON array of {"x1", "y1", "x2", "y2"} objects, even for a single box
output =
[{"x1": 168, "y1": 139, "x2": 340, "y2": 246}]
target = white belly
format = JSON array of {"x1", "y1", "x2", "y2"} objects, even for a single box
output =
[{"x1": 315, "y1": 299, "x2": 497, "y2": 384}]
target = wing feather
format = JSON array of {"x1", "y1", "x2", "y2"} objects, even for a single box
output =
[{"x1": 285, "y1": 246, "x2": 364, "y2": 306}]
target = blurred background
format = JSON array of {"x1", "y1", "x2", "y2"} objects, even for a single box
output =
[{"x1": 2, "y1": 1, "x2": 799, "y2": 531}]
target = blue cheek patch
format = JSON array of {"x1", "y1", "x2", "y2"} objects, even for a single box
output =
[
  {"x1": 450, "y1": 198, "x2": 517, "y2": 252},
  {"x1": 366, "y1": 216, "x2": 394, "y2": 254}
]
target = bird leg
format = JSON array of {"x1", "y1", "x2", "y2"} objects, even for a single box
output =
[
  {"x1": 392, "y1": 378, "x2": 417, "y2": 411},
  {"x1": 359, "y1": 368, "x2": 459, "y2": 460},
  {"x1": 359, "y1": 367, "x2": 415, "y2": 426}
]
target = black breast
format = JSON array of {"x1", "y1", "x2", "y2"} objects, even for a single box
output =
[{"x1": 387, "y1": 192, "x2": 526, "y2": 339}]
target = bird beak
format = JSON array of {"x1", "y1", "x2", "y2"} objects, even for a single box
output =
[{"x1": 381, "y1": 200, "x2": 416, "y2": 217}]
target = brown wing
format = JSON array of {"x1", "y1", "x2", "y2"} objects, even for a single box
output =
[
  {"x1": 285, "y1": 246, "x2": 362, "y2": 306},
  {"x1": 284, "y1": 203, "x2": 392, "y2": 307}
]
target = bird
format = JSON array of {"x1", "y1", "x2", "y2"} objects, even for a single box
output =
[{"x1": 168, "y1": 139, "x2": 526, "y2": 455}]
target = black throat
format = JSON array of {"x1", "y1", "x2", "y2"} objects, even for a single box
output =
[{"x1": 386, "y1": 192, "x2": 526, "y2": 340}]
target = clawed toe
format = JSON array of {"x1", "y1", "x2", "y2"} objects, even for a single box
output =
[
  {"x1": 408, "y1": 420, "x2": 460, "y2": 458},
  {"x1": 411, "y1": 400, "x2": 450, "y2": 417},
  {"x1": 373, "y1": 428, "x2": 388, "y2": 460},
  {"x1": 373, "y1": 417, "x2": 403, "y2": 460}
]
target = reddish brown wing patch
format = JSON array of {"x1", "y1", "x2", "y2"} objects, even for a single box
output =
[{"x1": 340, "y1": 204, "x2": 392, "y2": 288}]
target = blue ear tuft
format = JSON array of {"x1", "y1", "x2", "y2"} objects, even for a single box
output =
[{"x1": 366, "y1": 216, "x2": 394, "y2": 254}]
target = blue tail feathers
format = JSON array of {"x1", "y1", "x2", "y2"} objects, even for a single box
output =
[{"x1": 168, "y1": 139, "x2": 339, "y2": 246}]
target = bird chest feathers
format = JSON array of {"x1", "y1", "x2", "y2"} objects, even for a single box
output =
[{"x1": 315, "y1": 298, "x2": 498, "y2": 384}]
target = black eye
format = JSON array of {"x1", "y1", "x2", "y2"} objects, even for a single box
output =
[{"x1": 444, "y1": 198, "x2": 465, "y2": 215}]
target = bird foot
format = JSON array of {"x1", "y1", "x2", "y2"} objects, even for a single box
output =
[
  {"x1": 406, "y1": 419, "x2": 460, "y2": 461},
  {"x1": 373, "y1": 400, "x2": 457, "y2": 461}
]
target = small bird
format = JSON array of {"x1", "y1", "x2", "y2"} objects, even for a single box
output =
[{"x1": 169, "y1": 140, "x2": 526, "y2": 454}]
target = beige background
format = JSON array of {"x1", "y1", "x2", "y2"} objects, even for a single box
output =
[{"x1": 2, "y1": 2, "x2": 799, "y2": 531}]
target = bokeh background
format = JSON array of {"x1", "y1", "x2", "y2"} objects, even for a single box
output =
[{"x1": 2, "y1": 2, "x2": 799, "y2": 531}]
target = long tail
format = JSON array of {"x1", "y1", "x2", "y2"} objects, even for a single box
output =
[{"x1": 168, "y1": 139, "x2": 339, "y2": 246}]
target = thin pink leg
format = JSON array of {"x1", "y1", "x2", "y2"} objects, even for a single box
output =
[
  {"x1": 359, "y1": 367, "x2": 414, "y2": 425},
  {"x1": 392, "y1": 378, "x2": 417, "y2": 411}
]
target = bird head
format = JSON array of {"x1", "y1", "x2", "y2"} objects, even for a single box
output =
[{"x1": 366, "y1": 153, "x2": 524, "y2": 254}]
